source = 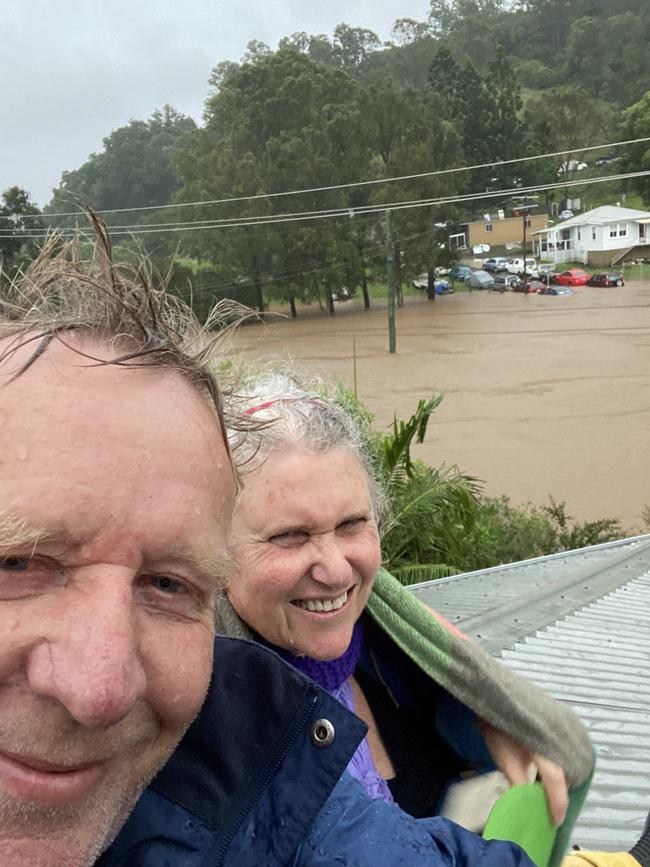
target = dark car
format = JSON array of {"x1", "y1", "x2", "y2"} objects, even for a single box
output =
[
  {"x1": 449, "y1": 265, "x2": 472, "y2": 282},
  {"x1": 514, "y1": 280, "x2": 544, "y2": 294},
  {"x1": 587, "y1": 272, "x2": 625, "y2": 287}
]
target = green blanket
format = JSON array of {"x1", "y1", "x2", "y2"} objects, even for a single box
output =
[{"x1": 365, "y1": 568, "x2": 594, "y2": 866}]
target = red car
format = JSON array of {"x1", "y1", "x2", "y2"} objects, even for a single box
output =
[{"x1": 554, "y1": 269, "x2": 591, "y2": 286}]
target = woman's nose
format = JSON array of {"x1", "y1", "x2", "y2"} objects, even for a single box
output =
[{"x1": 309, "y1": 536, "x2": 354, "y2": 588}]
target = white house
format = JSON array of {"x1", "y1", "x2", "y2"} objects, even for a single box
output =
[{"x1": 533, "y1": 205, "x2": 650, "y2": 267}]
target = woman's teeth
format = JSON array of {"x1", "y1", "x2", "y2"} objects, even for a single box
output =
[{"x1": 295, "y1": 590, "x2": 349, "y2": 613}]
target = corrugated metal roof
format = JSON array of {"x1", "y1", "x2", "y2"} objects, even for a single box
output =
[{"x1": 409, "y1": 535, "x2": 650, "y2": 849}]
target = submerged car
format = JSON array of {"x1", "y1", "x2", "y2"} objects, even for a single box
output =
[
  {"x1": 514, "y1": 280, "x2": 544, "y2": 294},
  {"x1": 540, "y1": 285, "x2": 574, "y2": 296},
  {"x1": 587, "y1": 272, "x2": 625, "y2": 287},
  {"x1": 554, "y1": 269, "x2": 590, "y2": 286}
]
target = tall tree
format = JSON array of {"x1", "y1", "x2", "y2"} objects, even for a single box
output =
[
  {"x1": 174, "y1": 50, "x2": 368, "y2": 315},
  {"x1": 47, "y1": 106, "x2": 196, "y2": 223},
  {"x1": 0, "y1": 187, "x2": 42, "y2": 280},
  {"x1": 523, "y1": 86, "x2": 615, "y2": 182},
  {"x1": 619, "y1": 90, "x2": 650, "y2": 205}
]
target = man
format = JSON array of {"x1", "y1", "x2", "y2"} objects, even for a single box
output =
[
  {"x1": 0, "y1": 221, "x2": 599, "y2": 866},
  {"x1": 0, "y1": 227, "x2": 237, "y2": 866}
]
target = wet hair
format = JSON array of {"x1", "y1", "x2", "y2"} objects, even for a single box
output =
[
  {"x1": 0, "y1": 211, "x2": 246, "y2": 453},
  {"x1": 228, "y1": 371, "x2": 389, "y2": 528}
]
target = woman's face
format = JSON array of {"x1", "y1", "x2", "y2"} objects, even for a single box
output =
[{"x1": 228, "y1": 447, "x2": 382, "y2": 660}]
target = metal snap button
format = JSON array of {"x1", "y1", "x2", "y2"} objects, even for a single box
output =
[{"x1": 310, "y1": 718, "x2": 335, "y2": 748}]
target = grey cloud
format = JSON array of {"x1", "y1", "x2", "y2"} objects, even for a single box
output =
[{"x1": 1, "y1": 0, "x2": 429, "y2": 206}]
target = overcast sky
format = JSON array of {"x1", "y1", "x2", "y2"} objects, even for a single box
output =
[{"x1": 1, "y1": 0, "x2": 430, "y2": 207}]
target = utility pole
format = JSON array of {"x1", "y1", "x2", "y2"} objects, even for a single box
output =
[
  {"x1": 514, "y1": 200, "x2": 538, "y2": 284},
  {"x1": 385, "y1": 209, "x2": 396, "y2": 354}
]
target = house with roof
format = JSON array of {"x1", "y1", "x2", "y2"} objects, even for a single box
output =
[
  {"x1": 533, "y1": 205, "x2": 650, "y2": 267},
  {"x1": 409, "y1": 534, "x2": 650, "y2": 850}
]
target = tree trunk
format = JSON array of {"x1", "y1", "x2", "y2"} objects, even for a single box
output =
[
  {"x1": 254, "y1": 269, "x2": 264, "y2": 316},
  {"x1": 326, "y1": 285, "x2": 336, "y2": 315},
  {"x1": 427, "y1": 268, "x2": 436, "y2": 302},
  {"x1": 289, "y1": 295, "x2": 297, "y2": 318},
  {"x1": 356, "y1": 233, "x2": 370, "y2": 309}
]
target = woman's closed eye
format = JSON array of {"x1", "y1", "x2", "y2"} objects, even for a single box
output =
[
  {"x1": 336, "y1": 517, "x2": 368, "y2": 535},
  {"x1": 268, "y1": 529, "x2": 310, "y2": 547}
]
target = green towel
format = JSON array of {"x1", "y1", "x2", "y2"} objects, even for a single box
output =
[{"x1": 365, "y1": 568, "x2": 594, "y2": 866}]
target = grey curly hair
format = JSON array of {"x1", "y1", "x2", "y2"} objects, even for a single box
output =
[{"x1": 228, "y1": 371, "x2": 389, "y2": 528}]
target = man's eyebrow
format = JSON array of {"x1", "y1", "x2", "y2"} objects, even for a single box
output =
[
  {"x1": 0, "y1": 513, "x2": 61, "y2": 550},
  {"x1": 165, "y1": 547, "x2": 234, "y2": 592}
]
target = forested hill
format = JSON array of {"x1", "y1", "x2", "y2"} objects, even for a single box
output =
[
  {"x1": 348, "y1": 0, "x2": 650, "y2": 107},
  {"x1": 3, "y1": 0, "x2": 650, "y2": 308}
]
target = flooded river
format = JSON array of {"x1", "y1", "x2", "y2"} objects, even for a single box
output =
[{"x1": 229, "y1": 284, "x2": 650, "y2": 530}]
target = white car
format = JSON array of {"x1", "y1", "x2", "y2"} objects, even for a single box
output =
[{"x1": 506, "y1": 257, "x2": 537, "y2": 276}]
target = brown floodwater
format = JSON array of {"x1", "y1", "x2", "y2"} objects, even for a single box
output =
[{"x1": 229, "y1": 283, "x2": 650, "y2": 530}]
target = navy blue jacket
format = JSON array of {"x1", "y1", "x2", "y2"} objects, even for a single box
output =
[{"x1": 100, "y1": 637, "x2": 534, "y2": 866}]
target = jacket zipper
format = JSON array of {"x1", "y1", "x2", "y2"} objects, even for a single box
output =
[{"x1": 209, "y1": 690, "x2": 319, "y2": 866}]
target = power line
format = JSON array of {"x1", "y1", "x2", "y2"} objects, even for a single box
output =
[
  {"x1": 5, "y1": 169, "x2": 649, "y2": 240},
  {"x1": 24, "y1": 136, "x2": 650, "y2": 221}
]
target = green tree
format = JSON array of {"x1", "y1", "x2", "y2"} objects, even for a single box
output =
[
  {"x1": 619, "y1": 90, "x2": 650, "y2": 205},
  {"x1": 523, "y1": 86, "x2": 615, "y2": 183},
  {"x1": 174, "y1": 50, "x2": 368, "y2": 315},
  {"x1": 47, "y1": 106, "x2": 196, "y2": 223},
  {"x1": 0, "y1": 187, "x2": 43, "y2": 280}
]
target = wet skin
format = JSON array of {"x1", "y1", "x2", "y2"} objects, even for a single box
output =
[
  {"x1": 0, "y1": 338, "x2": 235, "y2": 866},
  {"x1": 228, "y1": 447, "x2": 381, "y2": 660}
]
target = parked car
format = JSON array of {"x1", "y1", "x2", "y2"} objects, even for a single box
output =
[
  {"x1": 411, "y1": 273, "x2": 430, "y2": 290},
  {"x1": 586, "y1": 272, "x2": 625, "y2": 287},
  {"x1": 529, "y1": 263, "x2": 556, "y2": 280},
  {"x1": 540, "y1": 285, "x2": 574, "y2": 296},
  {"x1": 554, "y1": 268, "x2": 591, "y2": 286},
  {"x1": 482, "y1": 257, "x2": 510, "y2": 272},
  {"x1": 466, "y1": 270, "x2": 495, "y2": 290},
  {"x1": 449, "y1": 265, "x2": 472, "y2": 282},
  {"x1": 558, "y1": 209, "x2": 574, "y2": 220},
  {"x1": 506, "y1": 257, "x2": 537, "y2": 276},
  {"x1": 557, "y1": 160, "x2": 587, "y2": 174},
  {"x1": 514, "y1": 280, "x2": 544, "y2": 294},
  {"x1": 594, "y1": 154, "x2": 618, "y2": 167},
  {"x1": 492, "y1": 273, "x2": 521, "y2": 291}
]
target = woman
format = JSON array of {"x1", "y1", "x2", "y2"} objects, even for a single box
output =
[{"x1": 218, "y1": 372, "x2": 598, "y2": 851}]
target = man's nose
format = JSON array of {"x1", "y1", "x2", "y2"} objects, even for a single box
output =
[
  {"x1": 309, "y1": 535, "x2": 354, "y2": 587},
  {"x1": 26, "y1": 572, "x2": 147, "y2": 728}
]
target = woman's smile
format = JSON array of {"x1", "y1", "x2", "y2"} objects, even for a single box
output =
[
  {"x1": 228, "y1": 447, "x2": 381, "y2": 659},
  {"x1": 292, "y1": 588, "x2": 352, "y2": 613}
]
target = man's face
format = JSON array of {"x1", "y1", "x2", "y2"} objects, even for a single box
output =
[{"x1": 0, "y1": 339, "x2": 235, "y2": 866}]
